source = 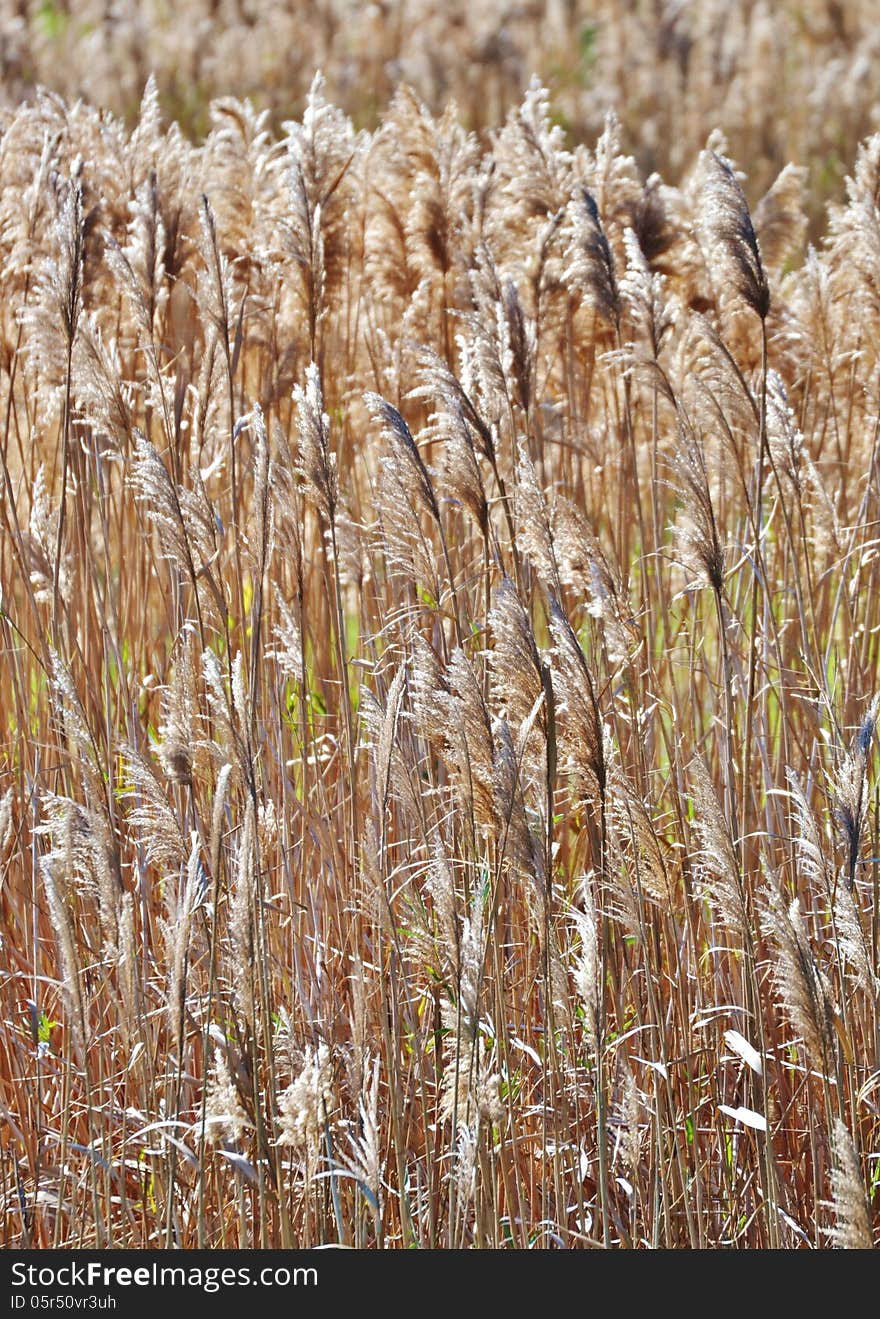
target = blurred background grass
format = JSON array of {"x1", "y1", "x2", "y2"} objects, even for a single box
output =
[{"x1": 2, "y1": 1, "x2": 878, "y2": 225}]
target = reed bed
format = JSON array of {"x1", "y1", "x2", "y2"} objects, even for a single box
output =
[{"x1": 0, "y1": 63, "x2": 878, "y2": 1249}]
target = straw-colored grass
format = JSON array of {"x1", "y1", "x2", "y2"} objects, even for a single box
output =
[{"x1": 0, "y1": 13, "x2": 878, "y2": 1250}]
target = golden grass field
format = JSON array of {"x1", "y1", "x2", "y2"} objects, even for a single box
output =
[{"x1": 0, "y1": 0, "x2": 878, "y2": 1248}]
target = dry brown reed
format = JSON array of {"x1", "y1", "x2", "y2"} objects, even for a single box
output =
[{"x1": 0, "y1": 23, "x2": 878, "y2": 1251}]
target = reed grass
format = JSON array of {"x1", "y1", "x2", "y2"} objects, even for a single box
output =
[{"x1": 0, "y1": 36, "x2": 878, "y2": 1250}]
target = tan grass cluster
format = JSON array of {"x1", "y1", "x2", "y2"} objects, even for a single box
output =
[{"x1": 0, "y1": 51, "x2": 878, "y2": 1249}]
